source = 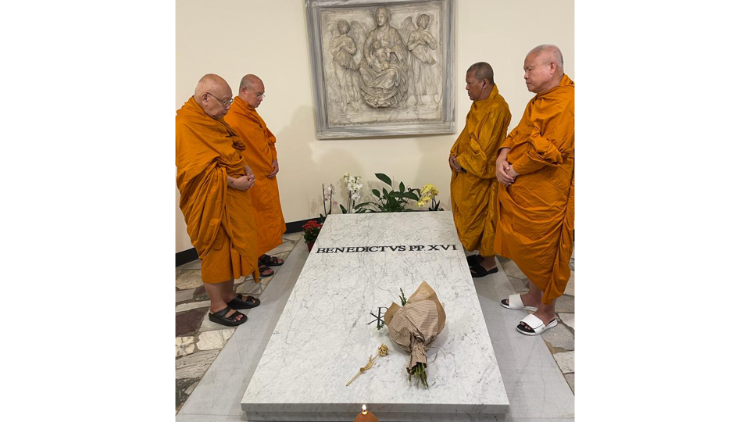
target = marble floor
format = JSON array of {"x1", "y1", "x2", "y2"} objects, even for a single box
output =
[
  {"x1": 175, "y1": 233, "x2": 575, "y2": 420},
  {"x1": 175, "y1": 232, "x2": 304, "y2": 413}
]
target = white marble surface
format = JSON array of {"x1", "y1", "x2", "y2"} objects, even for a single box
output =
[{"x1": 242, "y1": 212, "x2": 508, "y2": 420}]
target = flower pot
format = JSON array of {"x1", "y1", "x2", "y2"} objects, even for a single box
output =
[{"x1": 307, "y1": 241, "x2": 315, "y2": 252}]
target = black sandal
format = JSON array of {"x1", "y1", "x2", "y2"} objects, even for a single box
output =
[
  {"x1": 208, "y1": 307, "x2": 247, "y2": 326},
  {"x1": 466, "y1": 254, "x2": 483, "y2": 266},
  {"x1": 259, "y1": 254, "x2": 284, "y2": 267},
  {"x1": 259, "y1": 265, "x2": 275, "y2": 277},
  {"x1": 470, "y1": 264, "x2": 498, "y2": 278},
  {"x1": 228, "y1": 294, "x2": 261, "y2": 310}
]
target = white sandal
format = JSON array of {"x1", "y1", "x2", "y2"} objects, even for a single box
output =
[
  {"x1": 501, "y1": 294, "x2": 538, "y2": 311},
  {"x1": 516, "y1": 314, "x2": 558, "y2": 336}
]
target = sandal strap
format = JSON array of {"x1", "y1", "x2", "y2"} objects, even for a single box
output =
[
  {"x1": 470, "y1": 265, "x2": 487, "y2": 276},
  {"x1": 520, "y1": 314, "x2": 544, "y2": 332},
  {"x1": 236, "y1": 294, "x2": 256, "y2": 304},
  {"x1": 508, "y1": 294, "x2": 524, "y2": 308},
  {"x1": 259, "y1": 255, "x2": 282, "y2": 265},
  {"x1": 213, "y1": 306, "x2": 231, "y2": 317}
]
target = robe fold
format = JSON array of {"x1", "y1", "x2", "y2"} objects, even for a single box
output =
[
  {"x1": 176, "y1": 97, "x2": 260, "y2": 283},
  {"x1": 224, "y1": 97, "x2": 286, "y2": 255},
  {"x1": 450, "y1": 85, "x2": 512, "y2": 256},
  {"x1": 494, "y1": 75, "x2": 575, "y2": 304}
]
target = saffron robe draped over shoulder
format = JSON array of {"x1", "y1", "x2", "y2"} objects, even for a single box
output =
[
  {"x1": 494, "y1": 75, "x2": 575, "y2": 304},
  {"x1": 176, "y1": 97, "x2": 260, "y2": 283},
  {"x1": 224, "y1": 97, "x2": 286, "y2": 255},
  {"x1": 450, "y1": 85, "x2": 512, "y2": 256}
]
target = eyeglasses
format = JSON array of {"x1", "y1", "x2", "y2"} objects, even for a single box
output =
[
  {"x1": 256, "y1": 93, "x2": 266, "y2": 99},
  {"x1": 206, "y1": 92, "x2": 233, "y2": 107}
]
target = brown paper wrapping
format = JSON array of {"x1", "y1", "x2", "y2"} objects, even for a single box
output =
[{"x1": 384, "y1": 281, "x2": 446, "y2": 370}]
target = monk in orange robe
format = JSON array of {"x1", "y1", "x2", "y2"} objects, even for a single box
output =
[
  {"x1": 176, "y1": 74, "x2": 262, "y2": 327},
  {"x1": 449, "y1": 62, "x2": 512, "y2": 278},
  {"x1": 224, "y1": 74, "x2": 286, "y2": 278},
  {"x1": 495, "y1": 45, "x2": 574, "y2": 336}
]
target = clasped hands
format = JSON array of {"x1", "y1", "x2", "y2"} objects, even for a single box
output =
[
  {"x1": 448, "y1": 155, "x2": 463, "y2": 173},
  {"x1": 496, "y1": 148, "x2": 519, "y2": 187},
  {"x1": 227, "y1": 165, "x2": 256, "y2": 191}
]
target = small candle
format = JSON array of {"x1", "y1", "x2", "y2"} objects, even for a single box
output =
[{"x1": 353, "y1": 404, "x2": 379, "y2": 422}]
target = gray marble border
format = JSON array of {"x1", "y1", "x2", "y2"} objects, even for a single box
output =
[{"x1": 305, "y1": 0, "x2": 455, "y2": 139}]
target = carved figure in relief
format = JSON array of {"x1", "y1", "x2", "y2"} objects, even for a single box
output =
[
  {"x1": 359, "y1": 7, "x2": 409, "y2": 108},
  {"x1": 406, "y1": 14, "x2": 439, "y2": 104},
  {"x1": 330, "y1": 20, "x2": 361, "y2": 112}
]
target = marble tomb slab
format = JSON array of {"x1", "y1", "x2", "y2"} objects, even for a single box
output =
[{"x1": 241, "y1": 212, "x2": 509, "y2": 421}]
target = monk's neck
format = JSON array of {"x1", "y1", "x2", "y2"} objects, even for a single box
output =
[
  {"x1": 235, "y1": 96, "x2": 256, "y2": 111},
  {"x1": 536, "y1": 76, "x2": 564, "y2": 95},
  {"x1": 475, "y1": 85, "x2": 494, "y2": 102}
]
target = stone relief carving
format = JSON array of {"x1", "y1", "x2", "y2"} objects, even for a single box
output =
[
  {"x1": 307, "y1": 0, "x2": 455, "y2": 138},
  {"x1": 407, "y1": 14, "x2": 440, "y2": 105}
]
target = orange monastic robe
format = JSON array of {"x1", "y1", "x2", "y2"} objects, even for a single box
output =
[
  {"x1": 494, "y1": 75, "x2": 575, "y2": 304},
  {"x1": 176, "y1": 97, "x2": 260, "y2": 283},
  {"x1": 224, "y1": 97, "x2": 286, "y2": 255},
  {"x1": 450, "y1": 85, "x2": 512, "y2": 256}
]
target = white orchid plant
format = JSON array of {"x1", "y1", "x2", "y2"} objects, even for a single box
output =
[{"x1": 342, "y1": 173, "x2": 363, "y2": 213}]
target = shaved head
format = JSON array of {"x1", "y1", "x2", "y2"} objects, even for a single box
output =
[
  {"x1": 523, "y1": 45, "x2": 565, "y2": 94},
  {"x1": 193, "y1": 74, "x2": 233, "y2": 119},
  {"x1": 527, "y1": 44, "x2": 564, "y2": 74},
  {"x1": 238, "y1": 74, "x2": 266, "y2": 108},
  {"x1": 194, "y1": 74, "x2": 231, "y2": 100},
  {"x1": 239, "y1": 74, "x2": 262, "y2": 92},
  {"x1": 467, "y1": 62, "x2": 494, "y2": 86}
]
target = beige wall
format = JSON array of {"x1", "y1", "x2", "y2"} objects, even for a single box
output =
[{"x1": 176, "y1": 0, "x2": 574, "y2": 252}]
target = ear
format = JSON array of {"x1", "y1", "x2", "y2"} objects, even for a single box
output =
[{"x1": 549, "y1": 62, "x2": 557, "y2": 74}]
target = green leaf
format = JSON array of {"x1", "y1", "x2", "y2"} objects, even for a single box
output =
[
  {"x1": 375, "y1": 173, "x2": 392, "y2": 187},
  {"x1": 399, "y1": 181, "x2": 405, "y2": 192},
  {"x1": 372, "y1": 189, "x2": 381, "y2": 198},
  {"x1": 355, "y1": 202, "x2": 372, "y2": 209},
  {"x1": 382, "y1": 188, "x2": 388, "y2": 198},
  {"x1": 340, "y1": 204, "x2": 347, "y2": 214},
  {"x1": 403, "y1": 192, "x2": 419, "y2": 201}
]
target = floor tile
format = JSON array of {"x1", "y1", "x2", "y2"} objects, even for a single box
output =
[
  {"x1": 555, "y1": 294, "x2": 575, "y2": 313},
  {"x1": 176, "y1": 350, "x2": 221, "y2": 379},
  {"x1": 553, "y1": 351, "x2": 575, "y2": 373},
  {"x1": 180, "y1": 260, "x2": 202, "y2": 270},
  {"x1": 193, "y1": 285, "x2": 207, "y2": 301},
  {"x1": 176, "y1": 300, "x2": 211, "y2": 313},
  {"x1": 282, "y1": 232, "x2": 303, "y2": 242},
  {"x1": 177, "y1": 270, "x2": 204, "y2": 290},
  {"x1": 508, "y1": 276, "x2": 529, "y2": 293},
  {"x1": 499, "y1": 259, "x2": 527, "y2": 279},
  {"x1": 564, "y1": 373, "x2": 575, "y2": 393},
  {"x1": 176, "y1": 336, "x2": 195, "y2": 357},
  {"x1": 177, "y1": 308, "x2": 209, "y2": 337},
  {"x1": 196, "y1": 329, "x2": 235, "y2": 351},
  {"x1": 176, "y1": 288, "x2": 195, "y2": 303},
  {"x1": 559, "y1": 312, "x2": 574, "y2": 330},
  {"x1": 564, "y1": 271, "x2": 575, "y2": 296},
  {"x1": 266, "y1": 240, "x2": 295, "y2": 255},
  {"x1": 236, "y1": 281, "x2": 263, "y2": 296},
  {"x1": 541, "y1": 323, "x2": 575, "y2": 352},
  {"x1": 176, "y1": 378, "x2": 200, "y2": 411}
]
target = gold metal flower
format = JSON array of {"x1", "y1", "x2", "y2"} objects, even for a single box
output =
[{"x1": 346, "y1": 344, "x2": 389, "y2": 386}]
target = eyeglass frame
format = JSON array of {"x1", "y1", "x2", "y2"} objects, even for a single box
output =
[{"x1": 205, "y1": 92, "x2": 233, "y2": 107}]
